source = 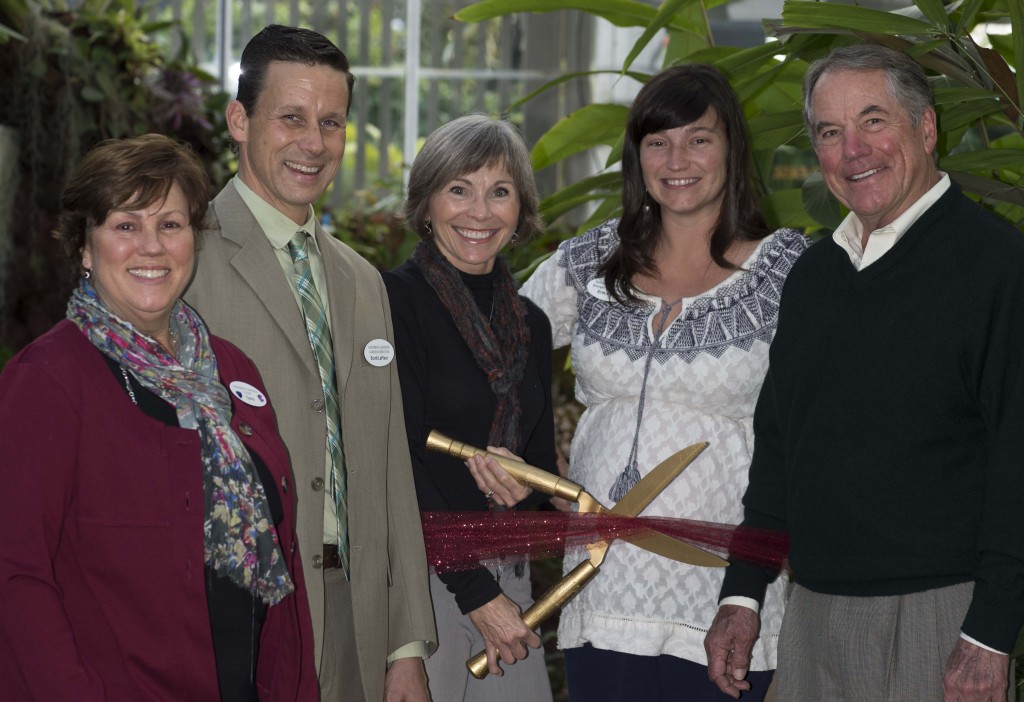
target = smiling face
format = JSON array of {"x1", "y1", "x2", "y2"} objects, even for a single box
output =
[
  {"x1": 811, "y1": 69, "x2": 939, "y2": 232},
  {"x1": 81, "y1": 184, "x2": 195, "y2": 341},
  {"x1": 426, "y1": 163, "x2": 520, "y2": 275},
  {"x1": 639, "y1": 108, "x2": 728, "y2": 228},
  {"x1": 227, "y1": 61, "x2": 349, "y2": 225}
]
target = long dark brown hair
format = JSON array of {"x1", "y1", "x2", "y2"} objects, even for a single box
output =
[{"x1": 601, "y1": 64, "x2": 769, "y2": 304}]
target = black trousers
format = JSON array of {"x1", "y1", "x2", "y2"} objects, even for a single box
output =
[{"x1": 564, "y1": 642, "x2": 773, "y2": 702}]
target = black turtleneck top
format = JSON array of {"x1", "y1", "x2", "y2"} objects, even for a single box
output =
[{"x1": 383, "y1": 259, "x2": 557, "y2": 614}]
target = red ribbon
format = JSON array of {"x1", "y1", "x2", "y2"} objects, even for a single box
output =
[{"x1": 421, "y1": 511, "x2": 789, "y2": 574}]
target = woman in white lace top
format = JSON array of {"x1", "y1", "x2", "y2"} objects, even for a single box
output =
[{"x1": 521, "y1": 64, "x2": 810, "y2": 701}]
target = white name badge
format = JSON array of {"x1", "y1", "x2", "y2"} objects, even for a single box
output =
[
  {"x1": 229, "y1": 381, "x2": 268, "y2": 407},
  {"x1": 586, "y1": 277, "x2": 614, "y2": 302},
  {"x1": 364, "y1": 339, "x2": 395, "y2": 367}
]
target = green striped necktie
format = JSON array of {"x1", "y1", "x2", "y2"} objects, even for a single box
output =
[{"x1": 287, "y1": 230, "x2": 349, "y2": 577}]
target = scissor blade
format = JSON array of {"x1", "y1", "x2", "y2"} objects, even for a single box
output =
[
  {"x1": 621, "y1": 531, "x2": 727, "y2": 567},
  {"x1": 605, "y1": 441, "x2": 727, "y2": 567},
  {"x1": 610, "y1": 442, "x2": 709, "y2": 517}
]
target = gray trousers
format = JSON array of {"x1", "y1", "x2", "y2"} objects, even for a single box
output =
[
  {"x1": 777, "y1": 582, "x2": 1012, "y2": 702},
  {"x1": 425, "y1": 568, "x2": 553, "y2": 702}
]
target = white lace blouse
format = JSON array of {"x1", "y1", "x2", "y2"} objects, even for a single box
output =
[{"x1": 520, "y1": 220, "x2": 810, "y2": 669}]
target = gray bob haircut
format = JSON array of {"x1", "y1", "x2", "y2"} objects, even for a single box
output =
[
  {"x1": 402, "y1": 114, "x2": 543, "y2": 242},
  {"x1": 804, "y1": 44, "x2": 934, "y2": 145}
]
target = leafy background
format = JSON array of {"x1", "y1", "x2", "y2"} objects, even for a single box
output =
[{"x1": 450, "y1": 1, "x2": 1024, "y2": 696}]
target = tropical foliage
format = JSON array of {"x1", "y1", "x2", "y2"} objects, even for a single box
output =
[
  {"x1": 456, "y1": 0, "x2": 1024, "y2": 241},
  {"x1": 454, "y1": 1, "x2": 1024, "y2": 686},
  {"x1": 0, "y1": 0, "x2": 230, "y2": 353}
]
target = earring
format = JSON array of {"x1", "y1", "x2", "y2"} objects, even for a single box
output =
[
  {"x1": 643, "y1": 203, "x2": 651, "y2": 213},
  {"x1": 83, "y1": 267, "x2": 92, "y2": 280},
  {"x1": 643, "y1": 189, "x2": 651, "y2": 213},
  {"x1": 510, "y1": 230, "x2": 519, "y2": 244},
  {"x1": 424, "y1": 220, "x2": 433, "y2": 235}
]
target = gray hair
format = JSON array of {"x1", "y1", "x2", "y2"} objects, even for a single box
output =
[
  {"x1": 804, "y1": 44, "x2": 933, "y2": 145},
  {"x1": 402, "y1": 114, "x2": 542, "y2": 242}
]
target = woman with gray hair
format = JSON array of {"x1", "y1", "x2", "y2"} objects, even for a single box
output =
[{"x1": 382, "y1": 114, "x2": 556, "y2": 701}]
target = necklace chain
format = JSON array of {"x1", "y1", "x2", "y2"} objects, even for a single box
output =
[
  {"x1": 119, "y1": 366, "x2": 138, "y2": 406},
  {"x1": 119, "y1": 321, "x2": 177, "y2": 406},
  {"x1": 168, "y1": 325, "x2": 180, "y2": 357}
]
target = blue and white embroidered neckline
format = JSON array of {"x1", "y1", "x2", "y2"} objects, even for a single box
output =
[{"x1": 559, "y1": 221, "x2": 807, "y2": 364}]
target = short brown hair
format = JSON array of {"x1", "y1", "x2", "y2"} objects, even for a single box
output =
[
  {"x1": 402, "y1": 114, "x2": 542, "y2": 244},
  {"x1": 57, "y1": 134, "x2": 210, "y2": 271},
  {"x1": 237, "y1": 25, "x2": 355, "y2": 116}
]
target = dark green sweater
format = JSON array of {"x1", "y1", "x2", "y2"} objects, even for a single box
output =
[{"x1": 721, "y1": 184, "x2": 1024, "y2": 652}]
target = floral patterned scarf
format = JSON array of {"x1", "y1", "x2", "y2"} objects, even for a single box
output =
[
  {"x1": 411, "y1": 240, "x2": 530, "y2": 454},
  {"x1": 67, "y1": 280, "x2": 294, "y2": 605}
]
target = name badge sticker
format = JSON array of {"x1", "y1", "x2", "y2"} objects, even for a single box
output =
[
  {"x1": 586, "y1": 277, "x2": 613, "y2": 302},
  {"x1": 364, "y1": 339, "x2": 395, "y2": 367},
  {"x1": 229, "y1": 381, "x2": 268, "y2": 407}
]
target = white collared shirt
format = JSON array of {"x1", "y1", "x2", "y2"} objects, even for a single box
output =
[{"x1": 832, "y1": 173, "x2": 951, "y2": 270}]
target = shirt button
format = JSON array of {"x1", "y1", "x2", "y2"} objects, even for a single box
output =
[
  {"x1": 238, "y1": 423, "x2": 254, "y2": 436},
  {"x1": 311, "y1": 477, "x2": 325, "y2": 491},
  {"x1": 311, "y1": 398, "x2": 325, "y2": 412},
  {"x1": 311, "y1": 554, "x2": 323, "y2": 569}
]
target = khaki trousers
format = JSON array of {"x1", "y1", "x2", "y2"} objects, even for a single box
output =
[{"x1": 319, "y1": 568, "x2": 366, "y2": 702}]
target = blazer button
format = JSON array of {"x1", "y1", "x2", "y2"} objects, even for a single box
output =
[
  {"x1": 311, "y1": 554, "x2": 323, "y2": 569},
  {"x1": 311, "y1": 477, "x2": 325, "y2": 491},
  {"x1": 280, "y1": 476, "x2": 289, "y2": 493},
  {"x1": 311, "y1": 398, "x2": 325, "y2": 412},
  {"x1": 238, "y1": 423, "x2": 254, "y2": 436}
]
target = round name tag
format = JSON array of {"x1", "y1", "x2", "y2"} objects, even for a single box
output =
[
  {"x1": 364, "y1": 338, "x2": 395, "y2": 367},
  {"x1": 586, "y1": 277, "x2": 613, "y2": 302},
  {"x1": 229, "y1": 381, "x2": 268, "y2": 407}
]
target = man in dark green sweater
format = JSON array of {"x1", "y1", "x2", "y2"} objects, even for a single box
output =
[{"x1": 705, "y1": 44, "x2": 1024, "y2": 702}]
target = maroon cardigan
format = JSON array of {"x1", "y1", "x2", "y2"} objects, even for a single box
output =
[{"x1": 0, "y1": 320, "x2": 318, "y2": 701}]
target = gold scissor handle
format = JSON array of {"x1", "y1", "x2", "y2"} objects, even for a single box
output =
[
  {"x1": 426, "y1": 430, "x2": 584, "y2": 503},
  {"x1": 467, "y1": 557, "x2": 601, "y2": 679}
]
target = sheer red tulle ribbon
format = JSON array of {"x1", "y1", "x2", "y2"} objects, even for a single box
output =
[{"x1": 421, "y1": 511, "x2": 789, "y2": 574}]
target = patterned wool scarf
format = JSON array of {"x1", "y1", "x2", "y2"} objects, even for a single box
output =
[
  {"x1": 411, "y1": 240, "x2": 530, "y2": 453},
  {"x1": 67, "y1": 280, "x2": 294, "y2": 605}
]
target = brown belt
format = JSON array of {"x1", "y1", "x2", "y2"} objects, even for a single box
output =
[{"x1": 322, "y1": 543, "x2": 344, "y2": 569}]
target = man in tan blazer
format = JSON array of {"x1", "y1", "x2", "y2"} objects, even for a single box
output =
[{"x1": 185, "y1": 25, "x2": 436, "y2": 702}]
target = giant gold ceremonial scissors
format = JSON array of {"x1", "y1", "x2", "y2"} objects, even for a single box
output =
[{"x1": 425, "y1": 431, "x2": 728, "y2": 678}]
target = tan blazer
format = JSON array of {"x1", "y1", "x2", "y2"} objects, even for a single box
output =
[{"x1": 185, "y1": 183, "x2": 436, "y2": 700}]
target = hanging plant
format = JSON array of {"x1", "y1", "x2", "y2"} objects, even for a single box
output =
[{"x1": 0, "y1": 0, "x2": 231, "y2": 355}]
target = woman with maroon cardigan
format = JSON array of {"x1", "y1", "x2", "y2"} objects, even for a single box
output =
[{"x1": 0, "y1": 134, "x2": 317, "y2": 701}]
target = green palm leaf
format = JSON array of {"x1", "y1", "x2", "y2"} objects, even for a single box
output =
[{"x1": 531, "y1": 104, "x2": 630, "y2": 171}]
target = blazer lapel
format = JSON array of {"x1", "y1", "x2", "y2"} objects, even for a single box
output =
[
  {"x1": 211, "y1": 186, "x2": 317, "y2": 375},
  {"x1": 315, "y1": 224, "x2": 355, "y2": 396}
]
